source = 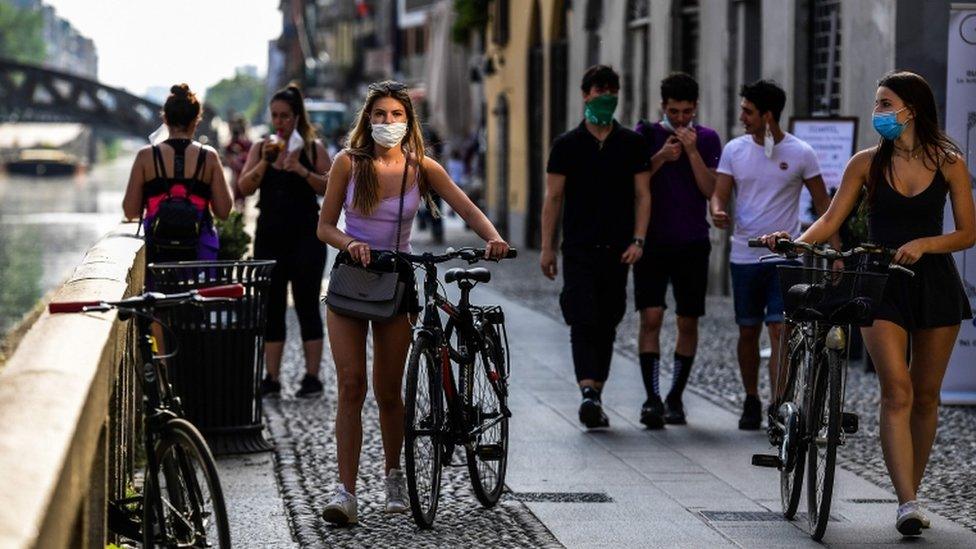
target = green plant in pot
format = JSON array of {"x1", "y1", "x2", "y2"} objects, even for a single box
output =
[{"x1": 215, "y1": 211, "x2": 251, "y2": 260}]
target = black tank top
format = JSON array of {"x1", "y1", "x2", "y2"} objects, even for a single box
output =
[
  {"x1": 256, "y1": 142, "x2": 319, "y2": 232},
  {"x1": 868, "y1": 168, "x2": 947, "y2": 249}
]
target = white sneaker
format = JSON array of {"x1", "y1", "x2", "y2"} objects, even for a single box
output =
[
  {"x1": 322, "y1": 487, "x2": 358, "y2": 525},
  {"x1": 385, "y1": 468, "x2": 409, "y2": 514},
  {"x1": 920, "y1": 508, "x2": 931, "y2": 529},
  {"x1": 896, "y1": 500, "x2": 923, "y2": 536}
]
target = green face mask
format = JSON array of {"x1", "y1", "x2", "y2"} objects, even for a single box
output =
[{"x1": 584, "y1": 93, "x2": 618, "y2": 126}]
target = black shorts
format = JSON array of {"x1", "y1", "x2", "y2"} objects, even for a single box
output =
[
  {"x1": 332, "y1": 252, "x2": 422, "y2": 317},
  {"x1": 633, "y1": 240, "x2": 711, "y2": 317}
]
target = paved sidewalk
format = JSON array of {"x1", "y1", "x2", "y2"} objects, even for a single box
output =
[{"x1": 491, "y1": 285, "x2": 976, "y2": 548}]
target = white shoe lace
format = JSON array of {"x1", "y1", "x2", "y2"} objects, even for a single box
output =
[{"x1": 386, "y1": 470, "x2": 407, "y2": 506}]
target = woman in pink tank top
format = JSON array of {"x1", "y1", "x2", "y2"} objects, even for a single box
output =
[{"x1": 316, "y1": 81, "x2": 509, "y2": 524}]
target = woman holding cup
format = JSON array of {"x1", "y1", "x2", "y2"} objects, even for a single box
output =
[{"x1": 240, "y1": 84, "x2": 332, "y2": 398}]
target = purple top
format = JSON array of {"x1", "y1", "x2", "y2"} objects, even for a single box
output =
[
  {"x1": 635, "y1": 121, "x2": 722, "y2": 245},
  {"x1": 343, "y1": 169, "x2": 421, "y2": 252}
]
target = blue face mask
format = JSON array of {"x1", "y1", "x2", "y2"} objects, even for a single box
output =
[{"x1": 872, "y1": 107, "x2": 908, "y2": 140}]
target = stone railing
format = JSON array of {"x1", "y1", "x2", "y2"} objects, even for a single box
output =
[{"x1": 0, "y1": 222, "x2": 143, "y2": 548}]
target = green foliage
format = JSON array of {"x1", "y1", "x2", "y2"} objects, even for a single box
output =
[
  {"x1": 845, "y1": 188, "x2": 870, "y2": 244},
  {"x1": 0, "y1": 3, "x2": 45, "y2": 64},
  {"x1": 205, "y1": 73, "x2": 266, "y2": 124},
  {"x1": 452, "y1": 0, "x2": 489, "y2": 44},
  {"x1": 0, "y1": 227, "x2": 43, "y2": 336},
  {"x1": 215, "y1": 211, "x2": 251, "y2": 260}
]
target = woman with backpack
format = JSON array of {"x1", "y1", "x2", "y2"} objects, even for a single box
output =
[
  {"x1": 239, "y1": 84, "x2": 332, "y2": 399},
  {"x1": 122, "y1": 83, "x2": 233, "y2": 265}
]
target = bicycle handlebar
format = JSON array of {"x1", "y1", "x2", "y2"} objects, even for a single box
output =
[
  {"x1": 746, "y1": 238, "x2": 914, "y2": 276},
  {"x1": 369, "y1": 246, "x2": 518, "y2": 266},
  {"x1": 48, "y1": 284, "x2": 246, "y2": 314}
]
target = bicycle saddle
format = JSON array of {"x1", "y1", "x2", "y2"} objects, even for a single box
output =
[{"x1": 445, "y1": 267, "x2": 491, "y2": 284}]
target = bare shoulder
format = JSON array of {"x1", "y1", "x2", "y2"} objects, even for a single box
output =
[
  {"x1": 848, "y1": 147, "x2": 876, "y2": 171},
  {"x1": 419, "y1": 154, "x2": 446, "y2": 174},
  {"x1": 332, "y1": 150, "x2": 352, "y2": 170},
  {"x1": 941, "y1": 150, "x2": 969, "y2": 179}
]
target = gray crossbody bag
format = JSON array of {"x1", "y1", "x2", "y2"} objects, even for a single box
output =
[{"x1": 324, "y1": 161, "x2": 409, "y2": 322}]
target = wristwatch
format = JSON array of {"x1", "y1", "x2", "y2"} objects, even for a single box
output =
[{"x1": 631, "y1": 237, "x2": 645, "y2": 248}]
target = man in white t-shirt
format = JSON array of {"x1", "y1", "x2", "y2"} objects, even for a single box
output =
[{"x1": 710, "y1": 80, "x2": 837, "y2": 430}]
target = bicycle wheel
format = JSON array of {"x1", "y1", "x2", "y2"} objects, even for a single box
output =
[
  {"x1": 404, "y1": 338, "x2": 444, "y2": 529},
  {"x1": 142, "y1": 418, "x2": 230, "y2": 548},
  {"x1": 465, "y1": 324, "x2": 509, "y2": 507},
  {"x1": 777, "y1": 325, "x2": 808, "y2": 520},
  {"x1": 806, "y1": 350, "x2": 842, "y2": 541}
]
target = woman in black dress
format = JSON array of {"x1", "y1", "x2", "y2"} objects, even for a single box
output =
[
  {"x1": 760, "y1": 71, "x2": 974, "y2": 536},
  {"x1": 239, "y1": 85, "x2": 332, "y2": 398}
]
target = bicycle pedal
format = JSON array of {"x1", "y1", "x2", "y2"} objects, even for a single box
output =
[
  {"x1": 751, "y1": 454, "x2": 782, "y2": 468},
  {"x1": 475, "y1": 444, "x2": 504, "y2": 461},
  {"x1": 842, "y1": 412, "x2": 859, "y2": 434}
]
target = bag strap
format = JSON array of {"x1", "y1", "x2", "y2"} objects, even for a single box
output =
[
  {"x1": 393, "y1": 158, "x2": 409, "y2": 255},
  {"x1": 151, "y1": 145, "x2": 165, "y2": 179},
  {"x1": 193, "y1": 143, "x2": 208, "y2": 180}
]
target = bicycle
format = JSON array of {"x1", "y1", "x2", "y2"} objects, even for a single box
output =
[
  {"x1": 378, "y1": 246, "x2": 517, "y2": 529},
  {"x1": 748, "y1": 238, "x2": 913, "y2": 540},
  {"x1": 49, "y1": 284, "x2": 242, "y2": 548}
]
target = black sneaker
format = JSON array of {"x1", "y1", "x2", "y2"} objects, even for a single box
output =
[
  {"x1": 739, "y1": 395, "x2": 762, "y2": 430},
  {"x1": 664, "y1": 396, "x2": 686, "y2": 425},
  {"x1": 640, "y1": 395, "x2": 665, "y2": 429},
  {"x1": 259, "y1": 375, "x2": 281, "y2": 398},
  {"x1": 579, "y1": 387, "x2": 609, "y2": 429},
  {"x1": 296, "y1": 374, "x2": 324, "y2": 398}
]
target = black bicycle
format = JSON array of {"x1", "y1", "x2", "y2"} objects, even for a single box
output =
[
  {"x1": 748, "y1": 239, "x2": 913, "y2": 540},
  {"x1": 382, "y1": 246, "x2": 517, "y2": 529},
  {"x1": 50, "y1": 285, "x2": 240, "y2": 548}
]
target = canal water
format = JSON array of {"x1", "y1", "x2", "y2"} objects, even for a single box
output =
[{"x1": 0, "y1": 150, "x2": 135, "y2": 335}]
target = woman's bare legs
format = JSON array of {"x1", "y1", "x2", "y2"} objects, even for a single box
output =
[
  {"x1": 371, "y1": 314, "x2": 413, "y2": 473},
  {"x1": 327, "y1": 309, "x2": 369, "y2": 494},
  {"x1": 907, "y1": 325, "x2": 959, "y2": 493}
]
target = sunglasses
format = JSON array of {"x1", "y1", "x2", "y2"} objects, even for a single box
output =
[{"x1": 368, "y1": 81, "x2": 408, "y2": 93}]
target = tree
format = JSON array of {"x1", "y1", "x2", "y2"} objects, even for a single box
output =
[
  {"x1": 205, "y1": 73, "x2": 266, "y2": 124},
  {"x1": 0, "y1": 3, "x2": 45, "y2": 64}
]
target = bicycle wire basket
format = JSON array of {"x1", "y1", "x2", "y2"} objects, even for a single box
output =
[
  {"x1": 478, "y1": 305, "x2": 510, "y2": 380},
  {"x1": 776, "y1": 265, "x2": 889, "y2": 326}
]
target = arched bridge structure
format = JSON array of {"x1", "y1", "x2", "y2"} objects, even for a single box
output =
[{"x1": 0, "y1": 58, "x2": 218, "y2": 143}]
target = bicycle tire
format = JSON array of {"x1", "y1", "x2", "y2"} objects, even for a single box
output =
[
  {"x1": 465, "y1": 324, "x2": 509, "y2": 507},
  {"x1": 778, "y1": 326, "x2": 808, "y2": 519},
  {"x1": 806, "y1": 349, "x2": 842, "y2": 541},
  {"x1": 142, "y1": 418, "x2": 231, "y2": 548},
  {"x1": 404, "y1": 338, "x2": 444, "y2": 529}
]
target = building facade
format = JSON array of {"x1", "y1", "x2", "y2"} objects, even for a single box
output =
[
  {"x1": 483, "y1": 0, "x2": 960, "y2": 290},
  {"x1": 10, "y1": 0, "x2": 98, "y2": 79}
]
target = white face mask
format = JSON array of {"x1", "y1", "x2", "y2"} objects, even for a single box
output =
[
  {"x1": 148, "y1": 123, "x2": 169, "y2": 145},
  {"x1": 371, "y1": 122, "x2": 408, "y2": 148},
  {"x1": 763, "y1": 122, "x2": 774, "y2": 159}
]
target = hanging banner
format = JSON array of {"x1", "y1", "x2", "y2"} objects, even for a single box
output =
[{"x1": 942, "y1": 3, "x2": 976, "y2": 404}]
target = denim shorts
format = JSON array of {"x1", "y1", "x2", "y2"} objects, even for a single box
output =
[{"x1": 729, "y1": 260, "x2": 799, "y2": 326}]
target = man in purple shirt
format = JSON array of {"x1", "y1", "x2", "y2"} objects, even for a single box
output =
[{"x1": 634, "y1": 72, "x2": 722, "y2": 428}]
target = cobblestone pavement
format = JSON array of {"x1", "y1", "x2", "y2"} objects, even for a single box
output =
[
  {"x1": 263, "y1": 314, "x2": 563, "y2": 548},
  {"x1": 450, "y1": 233, "x2": 976, "y2": 533}
]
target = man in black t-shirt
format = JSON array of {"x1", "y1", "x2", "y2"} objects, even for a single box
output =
[{"x1": 541, "y1": 65, "x2": 652, "y2": 429}]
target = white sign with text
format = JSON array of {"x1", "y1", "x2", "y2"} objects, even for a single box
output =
[{"x1": 790, "y1": 118, "x2": 858, "y2": 225}]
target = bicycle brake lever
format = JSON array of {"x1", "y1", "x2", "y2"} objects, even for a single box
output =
[{"x1": 889, "y1": 264, "x2": 915, "y2": 276}]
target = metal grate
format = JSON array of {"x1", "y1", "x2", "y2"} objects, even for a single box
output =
[
  {"x1": 511, "y1": 492, "x2": 614, "y2": 503},
  {"x1": 811, "y1": 0, "x2": 842, "y2": 114},
  {"x1": 701, "y1": 511, "x2": 842, "y2": 522}
]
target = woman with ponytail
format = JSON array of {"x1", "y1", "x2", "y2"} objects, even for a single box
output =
[
  {"x1": 315, "y1": 81, "x2": 508, "y2": 525},
  {"x1": 240, "y1": 84, "x2": 333, "y2": 399}
]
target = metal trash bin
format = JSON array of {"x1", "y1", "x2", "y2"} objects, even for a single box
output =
[{"x1": 148, "y1": 259, "x2": 276, "y2": 455}]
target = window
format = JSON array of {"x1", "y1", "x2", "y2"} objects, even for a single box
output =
[
  {"x1": 671, "y1": 0, "x2": 700, "y2": 78},
  {"x1": 492, "y1": 0, "x2": 510, "y2": 46},
  {"x1": 623, "y1": 0, "x2": 650, "y2": 124},
  {"x1": 810, "y1": 0, "x2": 841, "y2": 114}
]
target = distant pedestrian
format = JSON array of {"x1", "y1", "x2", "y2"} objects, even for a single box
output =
[
  {"x1": 757, "y1": 71, "x2": 974, "y2": 536},
  {"x1": 541, "y1": 65, "x2": 651, "y2": 429},
  {"x1": 316, "y1": 80, "x2": 509, "y2": 525},
  {"x1": 710, "y1": 79, "x2": 838, "y2": 430},
  {"x1": 239, "y1": 84, "x2": 332, "y2": 399},
  {"x1": 224, "y1": 117, "x2": 252, "y2": 210},
  {"x1": 633, "y1": 72, "x2": 721, "y2": 428},
  {"x1": 123, "y1": 83, "x2": 233, "y2": 266}
]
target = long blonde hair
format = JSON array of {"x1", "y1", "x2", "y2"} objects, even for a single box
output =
[{"x1": 345, "y1": 81, "x2": 430, "y2": 215}]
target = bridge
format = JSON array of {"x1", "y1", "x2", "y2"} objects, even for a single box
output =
[{"x1": 0, "y1": 58, "x2": 217, "y2": 143}]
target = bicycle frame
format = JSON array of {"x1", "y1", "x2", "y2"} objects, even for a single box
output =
[{"x1": 411, "y1": 259, "x2": 508, "y2": 445}]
